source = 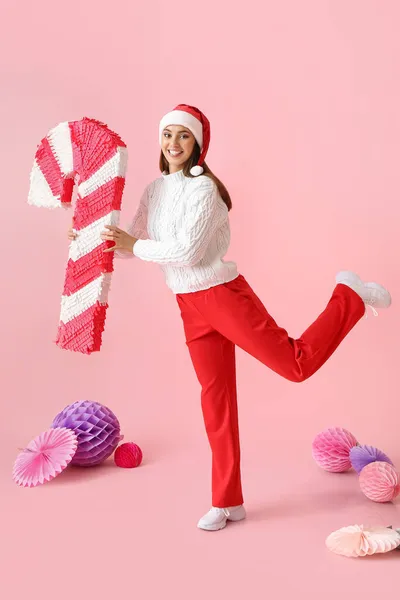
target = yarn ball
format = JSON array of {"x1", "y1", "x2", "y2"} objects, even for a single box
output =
[
  {"x1": 350, "y1": 444, "x2": 393, "y2": 475},
  {"x1": 114, "y1": 443, "x2": 143, "y2": 468},
  {"x1": 51, "y1": 400, "x2": 122, "y2": 467},
  {"x1": 359, "y1": 461, "x2": 400, "y2": 503},
  {"x1": 312, "y1": 427, "x2": 358, "y2": 472}
]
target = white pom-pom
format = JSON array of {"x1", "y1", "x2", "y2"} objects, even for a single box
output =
[{"x1": 190, "y1": 165, "x2": 204, "y2": 176}]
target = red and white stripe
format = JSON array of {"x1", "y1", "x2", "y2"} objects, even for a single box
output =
[{"x1": 28, "y1": 118, "x2": 128, "y2": 354}]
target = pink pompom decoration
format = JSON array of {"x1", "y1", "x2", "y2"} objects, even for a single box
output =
[
  {"x1": 359, "y1": 461, "x2": 400, "y2": 503},
  {"x1": 326, "y1": 524, "x2": 400, "y2": 558},
  {"x1": 114, "y1": 442, "x2": 143, "y2": 468},
  {"x1": 312, "y1": 427, "x2": 358, "y2": 472}
]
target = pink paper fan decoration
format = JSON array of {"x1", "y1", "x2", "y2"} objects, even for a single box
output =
[
  {"x1": 359, "y1": 461, "x2": 400, "y2": 503},
  {"x1": 326, "y1": 524, "x2": 400, "y2": 557},
  {"x1": 13, "y1": 427, "x2": 78, "y2": 487},
  {"x1": 312, "y1": 427, "x2": 358, "y2": 472}
]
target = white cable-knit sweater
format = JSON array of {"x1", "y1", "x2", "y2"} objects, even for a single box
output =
[{"x1": 118, "y1": 169, "x2": 238, "y2": 294}]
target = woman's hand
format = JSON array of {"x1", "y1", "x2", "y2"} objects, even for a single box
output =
[
  {"x1": 101, "y1": 225, "x2": 138, "y2": 254},
  {"x1": 68, "y1": 227, "x2": 77, "y2": 241}
]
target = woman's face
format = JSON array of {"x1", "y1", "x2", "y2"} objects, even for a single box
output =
[{"x1": 161, "y1": 125, "x2": 196, "y2": 172}]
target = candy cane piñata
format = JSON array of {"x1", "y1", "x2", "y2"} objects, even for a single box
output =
[{"x1": 28, "y1": 117, "x2": 128, "y2": 354}]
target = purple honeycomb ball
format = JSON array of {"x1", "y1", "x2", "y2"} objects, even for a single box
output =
[
  {"x1": 51, "y1": 401, "x2": 122, "y2": 467},
  {"x1": 350, "y1": 444, "x2": 394, "y2": 475}
]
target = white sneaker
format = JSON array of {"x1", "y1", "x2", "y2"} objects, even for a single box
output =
[
  {"x1": 336, "y1": 271, "x2": 391, "y2": 316},
  {"x1": 197, "y1": 505, "x2": 246, "y2": 531}
]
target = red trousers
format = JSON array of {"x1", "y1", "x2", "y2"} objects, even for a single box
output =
[{"x1": 176, "y1": 274, "x2": 365, "y2": 508}]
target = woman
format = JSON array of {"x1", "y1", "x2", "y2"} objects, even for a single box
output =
[{"x1": 69, "y1": 104, "x2": 391, "y2": 531}]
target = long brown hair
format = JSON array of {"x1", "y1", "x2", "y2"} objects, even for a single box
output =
[{"x1": 159, "y1": 142, "x2": 232, "y2": 211}]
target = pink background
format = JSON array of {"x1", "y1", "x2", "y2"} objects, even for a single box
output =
[{"x1": 2, "y1": 0, "x2": 400, "y2": 596}]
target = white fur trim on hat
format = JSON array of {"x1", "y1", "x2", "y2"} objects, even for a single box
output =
[
  {"x1": 190, "y1": 165, "x2": 204, "y2": 176},
  {"x1": 159, "y1": 110, "x2": 203, "y2": 149}
]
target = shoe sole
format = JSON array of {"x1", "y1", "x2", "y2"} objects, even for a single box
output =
[{"x1": 197, "y1": 521, "x2": 228, "y2": 531}]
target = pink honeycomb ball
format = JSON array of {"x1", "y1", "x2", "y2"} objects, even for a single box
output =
[
  {"x1": 114, "y1": 443, "x2": 143, "y2": 468},
  {"x1": 359, "y1": 461, "x2": 400, "y2": 503},
  {"x1": 312, "y1": 427, "x2": 358, "y2": 472}
]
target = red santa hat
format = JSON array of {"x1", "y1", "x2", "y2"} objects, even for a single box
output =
[{"x1": 159, "y1": 104, "x2": 210, "y2": 176}]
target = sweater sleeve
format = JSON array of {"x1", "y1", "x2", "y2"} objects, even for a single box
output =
[
  {"x1": 133, "y1": 180, "x2": 221, "y2": 267},
  {"x1": 115, "y1": 186, "x2": 149, "y2": 259}
]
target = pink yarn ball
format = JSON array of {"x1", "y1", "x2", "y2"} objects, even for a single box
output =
[
  {"x1": 359, "y1": 461, "x2": 400, "y2": 503},
  {"x1": 312, "y1": 427, "x2": 358, "y2": 473},
  {"x1": 114, "y1": 443, "x2": 143, "y2": 468}
]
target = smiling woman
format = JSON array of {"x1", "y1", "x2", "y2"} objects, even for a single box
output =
[{"x1": 90, "y1": 103, "x2": 392, "y2": 533}]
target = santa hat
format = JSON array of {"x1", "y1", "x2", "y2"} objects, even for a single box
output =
[{"x1": 159, "y1": 104, "x2": 210, "y2": 176}]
